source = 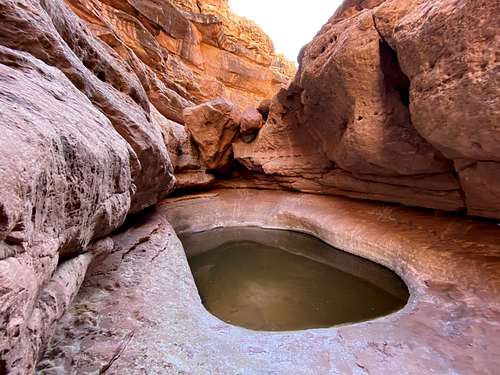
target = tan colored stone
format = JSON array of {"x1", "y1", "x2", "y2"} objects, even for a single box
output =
[
  {"x1": 239, "y1": 107, "x2": 264, "y2": 136},
  {"x1": 332, "y1": 0, "x2": 386, "y2": 21},
  {"x1": 184, "y1": 98, "x2": 240, "y2": 172},
  {"x1": 175, "y1": 171, "x2": 217, "y2": 191},
  {"x1": 1, "y1": 0, "x2": 176, "y2": 213},
  {"x1": 235, "y1": 0, "x2": 499, "y2": 218},
  {"x1": 298, "y1": 9, "x2": 452, "y2": 177},
  {"x1": 0, "y1": 45, "x2": 132, "y2": 373},
  {"x1": 151, "y1": 106, "x2": 201, "y2": 171},
  {"x1": 456, "y1": 161, "x2": 500, "y2": 219}
]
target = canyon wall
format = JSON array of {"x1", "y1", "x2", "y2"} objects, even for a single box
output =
[
  {"x1": 0, "y1": 0, "x2": 293, "y2": 372},
  {"x1": 0, "y1": 0, "x2": 499, "y2": 372},
  {"x1": 62, "y1": 0, "x2": 296, "y2": 189},
  {"x1": 233, "y1": 0, "x2": 500, "y2": 219},
  {"x1": 66, "y1": 0, "x2": 294, "y2": 114}
]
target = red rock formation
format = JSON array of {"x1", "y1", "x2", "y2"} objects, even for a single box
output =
[
  {"x1": 235, "y1": 0, "x2": 500, "y2": 219},
  {"x1": 61, "y1": 0, "x2": 296, "y2": 190},
  {"x1": 374, "y1": 0, "x2": 500, "y2": 218},
  {"x1": 0, "y1": 0, "x2": 175, "y2": 370},
  {"x1": 64, "y1": 0, "x2": 295, "y2": 114},
  {"x1": 0, "y1": 0, "x2": 293, "y2": 372},
  {"x1": 184, "y1": 98, "x2": 240, "y2": 172},
  {"x1": 0, "y1": 0, "x2": 499, "y2": 372}
]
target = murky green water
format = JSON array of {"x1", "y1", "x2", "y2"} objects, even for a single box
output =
[{"x1": 182, "y1": 227, "x2": 409, "y2": 331}]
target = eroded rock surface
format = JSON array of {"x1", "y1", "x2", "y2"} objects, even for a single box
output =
[
  {"x1": 184, "y1": 98, "x2": 240, "y2": 172},
  {"x1": 234, "y1": 0, "x2": 500, "y2": 218},
  {"x1": 0, "y1": 46, "x2": 134, "y2": 372},
  {"x1": 38, "y1": 190, "x2": 500, "y2": 374},
  {"x1": 64, "y1": 0, "x2": 295, "y2": 113},
  {"x1": 1, "y1": 0, "x2": 499, "y2": 372},
  {"x1": 60, "y1": 0, "x2": 296, "y2": 191},
  {"x1": 0, "y1": 1, "x2": 176, "y2": 371},
  {"x1": 0, "y1": 0, "x2": 295, "y2": 369}
]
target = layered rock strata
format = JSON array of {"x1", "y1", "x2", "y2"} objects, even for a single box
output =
[
  {"x1": 60, "y1": 0, "x2": 296, "y2": 191},
  {"x1": 64, "y1": 0, "x2": 295, "y2": 114},
  {"x1": 234, "y1": 0, "x2": 500, "y2": 219},
  {"x1": 0, "y1": 0, "x2": 293, "y2": 372}
]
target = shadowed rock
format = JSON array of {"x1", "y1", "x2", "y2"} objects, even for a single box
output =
[{"x1": 234, "y1": 0, "x2": 500, "y2": 218}]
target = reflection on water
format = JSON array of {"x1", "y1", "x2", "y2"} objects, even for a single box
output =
[{"x1": 181, "y1": 227, "x2": 409, "y2": 331}]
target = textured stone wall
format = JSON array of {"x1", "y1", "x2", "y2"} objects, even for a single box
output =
[
  {"x1": 233, "y1": 0, "x2": 500, "y2": 219},
  {"x1": 0, "y1": 0, "x2": 294, "y2": 372},
  {"x1": 0, "y1": 0, "x2": 498, "y2": 372},
  {"x1": 64, "y1": 0, "x2": 295, "y2": 114}
]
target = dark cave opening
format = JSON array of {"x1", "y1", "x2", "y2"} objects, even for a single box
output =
[{"x1": 379, "y1": 40, "x2": 410, "y2": 107}]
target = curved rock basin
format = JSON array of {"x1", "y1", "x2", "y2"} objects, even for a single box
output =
[
  {"x1": 182, "y1": 227, "x2": 409, "y2": 331},
  {"x1": 39, "y1": 190, "x2": 500, "y2": 374}
]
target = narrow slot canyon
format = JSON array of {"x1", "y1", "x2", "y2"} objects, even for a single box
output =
[{"x1": 0, "y1": 0, "x2": 499, "y2": 374}]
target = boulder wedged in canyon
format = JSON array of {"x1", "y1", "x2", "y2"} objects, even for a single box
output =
[
  {"x1": 234, "y1": 0, "x2": 500, "y2": 218},
  {"x1": 234, "y1": 85, "x2": 334, "y2": 177},
  {"x1": 239, "y1": 106, "x2": 264, "y2": 142},
  {"x1": 60, "y1": 0, "x2": 295, "y2": 190},
  {"x1": 184, "y1": 98, "x2": 240, "y2": 172},
  {"x1": 153, "y1": 106, "x2": 217, "y2": 191}
]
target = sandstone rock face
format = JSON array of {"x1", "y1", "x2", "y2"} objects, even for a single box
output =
[
  {"x1": 184, "y1": 98, "x2": 240, "y2": 172},
  {"x1": 0, "y1": 0, "x2": 186, "y2": 371},
  {"x1": 240, "y1": 107, "x2": 264, "y2": 136},
  {"x1": 1, "y1": 0, "x2": 499, "y2": 372},
  {"x1": 61, "y1": 0, "x2": 296, "y2": 189},
  {"x1": 0, "y1": 45, "x2": 135, "y2": 372},
  {"x1": 0, "y1": 0, "x2": 176, "y2": 214},
  {"x1": 374, "y1": 0, "x2": 500, "y2": 218},
  {"x1": 235, "y1": 0, "x2": 500, "y2": 218},
  {"x1": 64, "y1": 0, "x2": 295, "y2": 113}
]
